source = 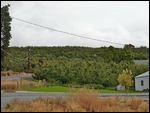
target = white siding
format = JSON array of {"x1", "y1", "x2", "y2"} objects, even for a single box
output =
[{"x1": 135, "y1": 76, "x2": 149, "y2": 91}]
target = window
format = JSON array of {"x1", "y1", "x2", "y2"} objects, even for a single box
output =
[{"x1": 141, "y1": 80, "x2": 144, "y2": 86}]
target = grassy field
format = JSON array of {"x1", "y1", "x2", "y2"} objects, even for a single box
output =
[
  {"x1": 26, "y1": 86, "x2": 69, "y2": 92},
  {"x1": 25, "y1": 85, "x2": 147, "y2": 93}
]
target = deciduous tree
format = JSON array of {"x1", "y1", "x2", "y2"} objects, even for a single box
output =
[{"x1": 117, "y1": 69, "x2": 133, "y2": 93}]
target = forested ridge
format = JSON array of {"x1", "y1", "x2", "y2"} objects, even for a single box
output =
[{"x1": 1, "y1": 46, "x2": 149, "y2": 88}]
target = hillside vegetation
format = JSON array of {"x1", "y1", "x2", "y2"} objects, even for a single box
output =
[{"x1": 1, "y1": 46, "x2": 149, "y2": 88}]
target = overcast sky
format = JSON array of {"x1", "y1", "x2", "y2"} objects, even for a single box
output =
[{"x1": 1, "y1": 1, "x2": 149, "y2": 48}]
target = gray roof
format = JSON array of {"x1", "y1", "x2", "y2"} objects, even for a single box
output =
[
  {"x1": 135, "y1": 71, "x2": 149, "y2": 78},
  {"x1": 134, "y1": 60, "x2": 149, "y2": 66}
]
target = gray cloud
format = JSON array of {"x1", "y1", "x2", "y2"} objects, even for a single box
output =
[{"x1": 1, "y1": 1, "x2": 149, "y2": 47}]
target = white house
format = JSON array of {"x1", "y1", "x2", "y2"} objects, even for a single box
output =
[{"x1": 135, "y1": 71, "x2": 149, "y2": 91}]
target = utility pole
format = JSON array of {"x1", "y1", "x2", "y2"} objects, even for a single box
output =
[{"x1": 27, "y1": 46, "x2": 30, "y2": 71}]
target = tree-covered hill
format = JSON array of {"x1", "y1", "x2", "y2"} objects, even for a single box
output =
[{"x1": 1, "y1": 46, "x2": 149, "y2": 87}]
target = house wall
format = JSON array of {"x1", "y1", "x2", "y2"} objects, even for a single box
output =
[{"x1": 135, "y1": 76, "x2": 149, "y2": 91}]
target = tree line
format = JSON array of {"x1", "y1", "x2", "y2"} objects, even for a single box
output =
[{"x1": 1, "y1": 46, "x2": 149, "y2": 88}]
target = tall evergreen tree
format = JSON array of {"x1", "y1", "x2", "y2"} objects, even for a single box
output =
[{"x1": 1, "y1": 4, "x2": 12, "y2": 62}]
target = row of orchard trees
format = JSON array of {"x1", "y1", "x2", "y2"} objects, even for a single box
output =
[
  {"x1": 33, "y1": 58, "x2": 148, "y2": 88},
  {"x1": 2, "y1": 46, "x2": 149, "y2": 71},
  {"x1": 1, "y1": 46, "x2": 149, "y2": 88}
]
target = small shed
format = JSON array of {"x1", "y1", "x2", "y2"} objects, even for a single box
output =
[
  {"x1": 135, "y1": 71, "x2": 149, "y2": 91},
  {"x1": 116, "y1": 84, "x2": 125, "y2": 91}
]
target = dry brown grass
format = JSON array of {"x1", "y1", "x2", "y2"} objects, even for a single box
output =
[
  {"x1": 1, "y1": 88, "x2": 149, "y2": 112},
  {"x1": 77, "y1": 88, "x2": 106, "y2": 112},
  {"x1": 1, "y1": 80, "x2": 17, "y2": 90},
  {"x1": 1, "y1": 71, "x2": 27, "y2": 76},
  {"x1": 1, "y1": 79, "x2": 42, "y2": 91},
  {"x1": 130, "y1": 97, "x2": 142, "y2": 110}
]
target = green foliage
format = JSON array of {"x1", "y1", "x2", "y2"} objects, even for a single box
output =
[
  {"x1": 2, "y1": 46, "x2": 149, "y2": 87},
  {"x1": 1, "y1": 4, "x2": 12, "y2": 61},
  {"x1": 117, "y1": 69, "x2": 133, "y2": 93},
  {"x1": 124, "y1": 44, "x2": 135, "y2": 49},
  {"x1": 131, "y1": 47, "x2": 149, "y2": 60}
]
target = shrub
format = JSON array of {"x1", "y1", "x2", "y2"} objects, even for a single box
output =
[{"x1": 93, "y1": 84, "x2": 105, "y2": 89}]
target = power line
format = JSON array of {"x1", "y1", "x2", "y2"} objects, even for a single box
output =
[
  {"x1": 12, "y1": 22, "x2": 148, "y2": 45},
  {"x1": 11, "y1": 16, "x2": 125, "y2": 46},
  {"x1": 1, "y1": 48, "x2": 28, "y2": 61},
  {"x1": 12, "y1": 23, "x2": 44, "y2": 29}
]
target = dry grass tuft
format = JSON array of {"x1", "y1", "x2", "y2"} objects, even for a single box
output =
[
  {"x1": 1, "y1": 80, "x2": 17, "y2": 90},
  {"x1": 1, "y1": 79, "x2": 42, "y2": 91},
  {"x1": 130, "y1": 97, "x2": 142, "y2": 110},
  {"x1": 1, "y1": 71, "x2": 29, "y2": 76},
  {"x1": 138, "y1": 101, "x2": 149, "y2": 112}
]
